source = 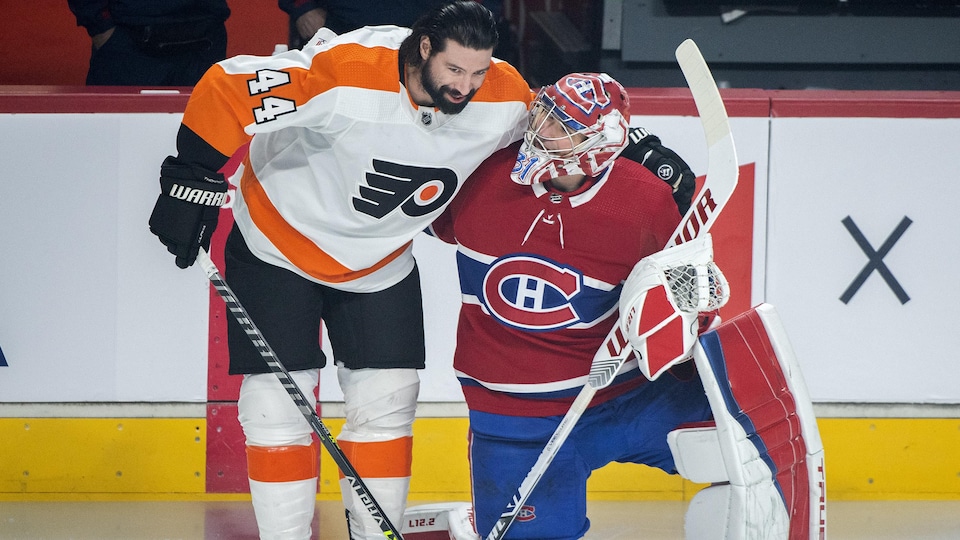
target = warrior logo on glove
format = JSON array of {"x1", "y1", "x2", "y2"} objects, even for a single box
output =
[
  {"x1": 148, "y1": 155, "x2": 228, "y2": 269},
  {"x1": 166, "y1": 181, "x2": 227, "y2": 206}
]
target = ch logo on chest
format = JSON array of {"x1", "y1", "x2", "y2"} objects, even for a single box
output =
[{"x1": 482, "y1": 255, "x2": 583, "y2": 331}]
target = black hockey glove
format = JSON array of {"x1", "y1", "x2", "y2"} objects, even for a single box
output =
[
  {"x1": 620, "y1": 127, "x2": 697, "y2": 216},
  {"x1": 148, "y1": 155, "x2": 227, "y2": 269}
]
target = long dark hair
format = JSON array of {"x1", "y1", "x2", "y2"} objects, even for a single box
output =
[{"x1": 398, "y1": 1, "x2": 499, "y2": 68}]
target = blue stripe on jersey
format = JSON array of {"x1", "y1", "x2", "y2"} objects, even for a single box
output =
[
  {"x1": 457, "y1": 368, "x2": 644, "y2": 402},
  {"x1": 457, "y1": 250, "x2": 621, "y2": 332}
]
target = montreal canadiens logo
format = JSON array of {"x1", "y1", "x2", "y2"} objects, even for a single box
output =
[
  {"x1": 558, "y1": 75, "x2": 610, "y2": 115},
  {"x1": 482, "y1": 255, "x2": 583, "y2": 331}
]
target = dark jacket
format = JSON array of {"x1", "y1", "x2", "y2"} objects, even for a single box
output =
[{"x1": 69, "y1": 0, "x2": 230, "y2": 37}]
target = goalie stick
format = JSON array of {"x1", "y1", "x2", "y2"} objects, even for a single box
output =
[
  {"x1": 484, "y1": 39, "x2": 740, "y2": 540},
  {"x1": 196, "y1": 248, "x2": 405, "y2": 540}
]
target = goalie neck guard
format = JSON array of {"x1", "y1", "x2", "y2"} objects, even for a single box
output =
[{"x1": 511, "y1": 72, "x2": 631, "y2": 185}]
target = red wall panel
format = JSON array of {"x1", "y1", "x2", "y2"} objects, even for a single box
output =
[{"x1": 1, "y1": 1, "x2": 288, "y2": 85}]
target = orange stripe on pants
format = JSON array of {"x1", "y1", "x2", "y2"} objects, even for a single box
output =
[
  {"x1": 338, "y1": 437, "x2": 413, "y2": 479},
  {"x1": 247, "y1": 441, "x2": 320, "y2": 483}
]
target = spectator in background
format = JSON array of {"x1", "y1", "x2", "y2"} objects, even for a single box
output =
[
  {"x1": 278, "y1": 0, "x2": 517, "y2": 64},
  {"x1": 68, "y1": 0, "x2": 230, "y2": 86}
]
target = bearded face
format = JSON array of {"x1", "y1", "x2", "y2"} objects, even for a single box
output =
[{"x1": 419, "y1": 53, "x2": 480, "y2": 115}]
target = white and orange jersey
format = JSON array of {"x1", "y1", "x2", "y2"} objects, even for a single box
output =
[{"x1": 180, "y1": 26, "x2": 532, "y2": 292}]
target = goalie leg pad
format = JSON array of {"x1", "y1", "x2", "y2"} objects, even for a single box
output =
[
  {"x1": 690, "y1": 304, "x2": 826, "y2": 540},
  {"x1": 670, "y1": 421, "x2": 789, "y2": 540},
  {"x1": 684, "y1": 482, "x2": 789, "y2": 540},
  {"x1": 667, "y1": 421, "x2": 727, "y2": 484},
  {"x1": 401, "y1": 502, "x2": 479, "y2": 540},
  {"x1": 337, "y1": 366, "x2": 419, "y2": 540}
]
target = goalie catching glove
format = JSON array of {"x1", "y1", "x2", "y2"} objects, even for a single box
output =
[
  {"x1": 148, "y1": 156, "x2": 227, "y2": 268},
  {"x1": 618, "y1": 233, "x2": 729, "y2": 381}
]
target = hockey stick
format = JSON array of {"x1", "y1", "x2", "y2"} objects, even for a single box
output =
[
  {"x1": 196, "y1": 248, "x2": 404, "y2": 540},
  {"x1": 484, "y1": 39, "x2": 739, "y2": 540}
]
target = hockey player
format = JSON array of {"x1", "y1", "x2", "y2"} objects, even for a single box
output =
[
  {"x1": 146, "y1": 2, "x2": 534, "y2": 539},
  {"x1": 428, "y1": 72, "x2": 720, "y2": 539}
]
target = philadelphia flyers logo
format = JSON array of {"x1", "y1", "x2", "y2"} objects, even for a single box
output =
[
  {"x1": 482, "y1": 255, "x2": 583, "y2": 331},
  {"x1": 353, "y1": 159, "x2": 458, "y2": 219}
]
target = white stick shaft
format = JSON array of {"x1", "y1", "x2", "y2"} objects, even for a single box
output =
[{"x1": 668, "y1": 39, "x2": 738, "y2": 248}]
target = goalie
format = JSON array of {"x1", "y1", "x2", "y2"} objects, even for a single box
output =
[
  {"x1": 423, "y1": 71, "x2": 825, "y2": 539},
  {"x1": 426, "y1": 72, "x2": 718, "y2": 539}
]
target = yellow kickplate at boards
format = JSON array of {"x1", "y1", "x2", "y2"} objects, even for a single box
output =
[
  {"x1": 819, "y1": 418, "x2": 960, "y2": 500},
  {"x1": 0, "y1": 418, "x2": 206, "y2": 494}
]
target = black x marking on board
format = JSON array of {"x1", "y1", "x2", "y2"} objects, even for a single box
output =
[{"x1": 840, "y1": 216, "x2": 912, "y2": 305}]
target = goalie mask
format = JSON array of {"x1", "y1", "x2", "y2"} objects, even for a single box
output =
[
  {"x1": 511, "y1": 72, "x2": 631, "y2": 185},
  {"x1": 619, "y1": 234, "x2": 730, "y2": 381}
]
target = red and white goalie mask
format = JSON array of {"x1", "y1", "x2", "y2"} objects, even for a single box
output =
[
  {"x1": 618, "y1": 234, "x2": 730, "y2": 381},
  {"x1": 511, "y1": 72, "x2": 631, "y2": 185}
]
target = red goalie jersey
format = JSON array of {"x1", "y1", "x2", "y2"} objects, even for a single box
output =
[{"x1": 429, "y1": 141, "x2": 682, "y2": 417}]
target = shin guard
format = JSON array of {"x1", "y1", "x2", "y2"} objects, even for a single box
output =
[
  {"x1": 247, "y1": 443, "x2": 320, "y2": 540},
  {"x1": 337, "y1": 366, "x2": 419, "y2": 540},
  {"x1": 239, "y1": 370, "x2": 320, "y2": 540},
  {"x1": 672, "y1": 304, "x2": 826, "y2": 540}
]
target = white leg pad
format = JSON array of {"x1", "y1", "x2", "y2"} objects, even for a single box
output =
[
  {"x1": 685, "y1": 483, "x2": 790, "y2": 540},
  {"x1": 238, "y1": 370, "x2": 320, "y2": 540},
  {"x1": 337, "y1": 366, "x2": 420, "y2": 441},
  {"x1": 401, "y1": 502, "x2": 480, "y2": 540},
  {"x1": 341, "y1": 476, "x2": 411, "y2": 540},
  {"x1": 249, "y1": 478, "x2": 318, "y2": 540},
  {"x1": 667, "y1": 422, "x2": 728, "y2": 484},
  {"x1": 337, "y1": 366, "x2": 420, "y2": 540},
  {"x1": 238, "y1": 369, "x2": 319, "y2": 447},
  {"x1": 687, "y1": 304, "x2": 827, "y2": 540}
]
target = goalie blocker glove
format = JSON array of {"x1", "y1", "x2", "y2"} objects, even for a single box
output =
[
  {"x1": 148, "y1": 155, "x2": 227, "y2": 268},
  {"x1": 621, "y1": 127, "x2": 697, "y2": 216}
]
